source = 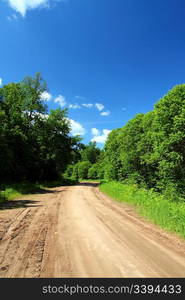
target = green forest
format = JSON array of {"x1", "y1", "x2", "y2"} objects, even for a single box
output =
[{"x1": 1, "y1": 74, "x2": 185, "y2": 237}]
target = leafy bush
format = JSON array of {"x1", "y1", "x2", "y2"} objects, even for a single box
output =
[
  {"x1": 77, "y1": 161, "x2": 92, "y2": 179},
  {"x1": 71, "y1": 163, "x2": 79, "y2": 181},
  {"x1": 88, "y1": 164, "x2": 99, "y2": 179},
  {"x1": 63, "y1": 164, "x2": 74, "y2": 179}
]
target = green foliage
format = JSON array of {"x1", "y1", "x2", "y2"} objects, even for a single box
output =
[
  {"x1": 0, "y1": 178, "x2": 77, "y2": 205},
  {"x1": 80, "y1": 142, "x2": 100, "y2": 164},
  {"x1": 0, "y1": 182, "x2": 42, "y2": 204},
  {"x1": 77, "y1": 161, "x2": 92, "y2": 179},
  {"x1": 88, "y1": 164, "x2": 99, "y2": 179},
  {"x1": 71, "y1": 164, "x2": 79, "y2": 181},
  {"x1": 0, "y1": 73, "x2": 81, "y2": 183},
  {"x1": 65, "y1": 141, "x2": 101, "y2": 181},
  {"x1": 102, "y1": 84, "x2": 185, "y2": 197},
  {"x1": 100, "y1": 181, "x2": 185, "y2": 238},
  {"x1": 96, "y1": 151, "x2": 106, "y2": 179},
  {"x1": 103, "y1": 128, "x2": 123, "y2": 180},
  {"x1": 63, "y1": 164, "x2": 74, "y2": 179}
]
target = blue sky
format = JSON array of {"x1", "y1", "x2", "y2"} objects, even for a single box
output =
[{"x1": 1, "y1": 0, "x2": 185, "y2": 146}]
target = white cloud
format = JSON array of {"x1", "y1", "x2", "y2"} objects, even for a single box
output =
[
  {"x1": 40, "y1": 91, "x2": 52, "y2": 101},
  {"x1": 69, "y1": 103, "x2": 94, "y2": 109},
  {"x1": 69, "y1": 119, "x2": 86, "y2": 136},
  {"x1": 82, "y1": 103, "x2": 93, "y2": 108},
  {"x1": 91, "y1": 129, "x2": 111, "y2": 144},
  {"x1": 95, "y1": 103, "x2": 104, "y2": 111},
  {"x1": 0, "y1": 78, "x2": 2, "y2": 87},
  {"x1": 54, "y1": 94, "x2": 66, "y2": 107},
  {"x1": 91, "y1": 128, "x2": 100, "y2": 136},
  {"x1": 100, "y1": 110, "x2": 111, "y2": 116},
  {"x1": 69, "y1": 104, "x2": 81, "y2": 109},
  {"x1": 5, "y1": 0, "x2": 63, "y2": 17}
]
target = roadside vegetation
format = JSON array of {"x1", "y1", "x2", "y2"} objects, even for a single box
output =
[
  {"x1": 0, "y1": 73, "x2": 81, "y2": 204},
  {"x1": 0, "y1": 178, "x2": 77, "y2": 205},
  {"x1": 0, "y1": 182, "x2": 41, "y2": 204},
  {"x1": 100, "y1": 181, "x2": 185, "y2": 238}
]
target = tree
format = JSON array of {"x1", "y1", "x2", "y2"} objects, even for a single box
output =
[
  {"x1": 64, "y1": 164, "x2": 74, "y2": 179},
  {"x1": 152, "y1": 84, "x2": 185, "y2": 194},
  {"x1": 88, "y1": 164, "x2": 99, "y2": 179},
  {"x1": 80, "y1": 142, "x2": 100, "y2": 164},
  {"x1": 77, "y1": 161, "x2": 92, "y2": 179},
  {"x1": 102, "y1": 83, "x2": 185, "y2": 197},
  {"x1": 103, "y1": 128, "x2": 123, "y2": 180},
  {"x1": 0, "y1": 73, "x2": 80, "y2": 183}
]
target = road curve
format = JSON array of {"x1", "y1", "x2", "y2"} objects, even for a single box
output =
[{"x1": 0, "y1": 182, "x2": 185, "y2": 278}]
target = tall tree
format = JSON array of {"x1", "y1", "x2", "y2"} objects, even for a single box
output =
[
  {"x1": 80, "y1": 142, "x2": 100, "y2": 164},
  {"x1": 0, "y1": 73, "x2": 79, "y2": 182}
]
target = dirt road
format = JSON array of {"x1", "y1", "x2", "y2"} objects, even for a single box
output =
[{"x1": 0, "y1": 182, "x2": 185, "y2": 278}]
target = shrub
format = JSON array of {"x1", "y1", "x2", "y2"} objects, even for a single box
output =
[
  {"x1": 88, "y1": 164, "x2": 99, "y2": 179},
  {"x1": 77, "y1": 161, "x2": 92, "y2": 179}
]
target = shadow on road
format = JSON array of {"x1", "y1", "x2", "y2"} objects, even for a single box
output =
[
  {"x1": 0, "y1": 188, "x2": 67, "y2": 210},
  {"x1": 0, "y1": 200, "x2": 42, "y2": 210},
  {"x1": 28, "y1": 188, "x2": 61, "y2": 194},
  {"x1": 78, "y1": 182, "x2": 99, "y2": 188}
]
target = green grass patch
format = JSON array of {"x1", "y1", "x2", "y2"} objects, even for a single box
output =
[
  {"x1": 100, "y1": 181, "x2": 185, "y2": 239},
  {"x1": 0, "y1": 178, "x2": 77, "y2": 205},
  {"x1": 80, "y1": 179, "x2": 100, "y2": 183},
  {"x1": 0, "y1": 182, "x2": 43, "y2": 204}
]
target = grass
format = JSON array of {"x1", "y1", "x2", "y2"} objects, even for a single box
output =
[
  {"x1": 100, "y1": 181, "x2": 185, "y2": 239},
  {"x1": 0, "y1": 182, "x2": 44, "y2": 205},
  {"x1": 80, "y1": 179, "x2": 100, "y2": 183},
  {"x1": 0, "y1": 178, "x2": 77, "y2": 205}
]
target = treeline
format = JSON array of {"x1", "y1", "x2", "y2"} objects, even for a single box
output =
[
  {"x1": 1, "y1": 73, "x2": 185, "y2": 201},
  {"x1": 64, "y1": 142, "x2": 101, "y2": 180},
  {"x1": 0, "y1": 73, "x2": 81, "y2": 183},
  {"x1": 102, "y1": 84, "x2": 185, "y2": 199}
]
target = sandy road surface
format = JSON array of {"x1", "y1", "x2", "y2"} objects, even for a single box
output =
[{"x1": 0, "y1": 182, "x2": 185, "y2": 278}]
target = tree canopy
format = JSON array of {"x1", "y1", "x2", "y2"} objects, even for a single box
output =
[
  {"x1": 102, "y1": 84, "x2": 185, "y2": 198},
  {"x1": 0, "y1": 73, "x2": 79, "y2": 182}
]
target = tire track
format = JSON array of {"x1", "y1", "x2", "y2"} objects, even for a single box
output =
[{"x1": 0, "y1": 183, "x2": 185, "y2": 278}]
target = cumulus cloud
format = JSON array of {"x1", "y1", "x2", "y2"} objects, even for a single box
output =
[
  {"x1": 5, "y1": 0, "x2": 63, "y2": 17},
  {"x1": 95, "y1": 103, "x2": 104, "y2": 111},
  {"x1": 82, "y1": 103, "x2": 93, "y2": 108},
  {"x1": 54, "y1": 94, "x2": 66, "y2": 107},
  {"x1": 69, "y1": 119, "x2": 86, "y2": 136},
  {"x1": 91, "y1": 129, "x2": 111, "y2": 144},
  {"x1": 100, "y1": 110, "x2": 111, "y2": 116},
  {"x1": 91, "y1": 128, "x2": 100, "y2": 136},
  {"x1": 0, "y1": 78, "x2": 2, "y2": 87},
  {"x1": 40, "y1": 91, "x2": 52, "y2": 101},
  {"x1": 69, "y1": 104, "x2": 81, "y2": 109}
]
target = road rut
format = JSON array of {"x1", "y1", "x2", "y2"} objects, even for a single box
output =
[{"x1": 0, "y1": 183, "x2": 185, "y2": 277}]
